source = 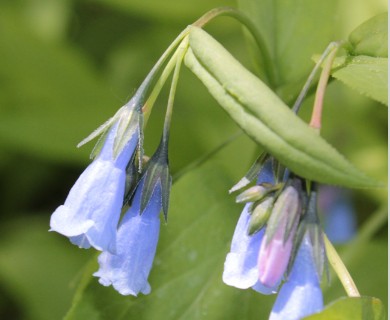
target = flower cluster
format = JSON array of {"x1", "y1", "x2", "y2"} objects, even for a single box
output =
[
  {"x1": 223, "y1": 155, "x2": 326, "y2": 320},
  {"x1": 50, "y1": 92, "x2": 171, "y2": 296}
]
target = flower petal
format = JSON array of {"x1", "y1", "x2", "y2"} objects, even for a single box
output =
[
  {"x1": 223, "y1": 204, "x2": 265, "y2": 289},
  {"x1": 269, "y1": 235, "x2": 323, "y2": 320},
  {"x1": 94, "y1": 180, "x2": 162, "y2": 296},
  {"x1": 50, "y1": 125, "x2": 139, "y2": 252}
]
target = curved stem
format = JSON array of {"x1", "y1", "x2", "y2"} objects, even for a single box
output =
[
  {"x1": 192, "y1": 7, "x2": 276, "y2": 87},
  {"x1": 292, "y1": 41, "x2": 344, "y2": 114},
  {"x1": 143, "y1": 46, "x2": 182, "y2": 125},
  {"x1": 309, "y1": 45, "x2": 340, "y2": 132},
  {"x1": 324, "y1": 234, "x2": 360, "y2": 297},
  {"x1": 136, "y1": 27, "x2": 190, "y2": 123}
]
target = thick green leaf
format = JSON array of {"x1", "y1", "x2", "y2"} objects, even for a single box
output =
[
  {"x1": 237, "y1": 0, "x2": 337, "y2": 100},
  {"x1": 64, "y1": 161, "x2": 276, "y2": 320},
  {"x1": 348, "y1": 13, "x2": 388, "y2": 58},
  {"x1": 304, "y1": 297, "x2": 386, "y2": 320},
  {"x1": 331, "y1": 55, "x2": 388, "y2": 105},
  {"x1": 184, "y1": 27, "x2": 379, "y2": 188}
]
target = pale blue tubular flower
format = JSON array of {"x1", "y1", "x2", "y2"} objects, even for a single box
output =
[
  {"x1": 223, "y1": 158, "x2": 278, "y2": 294},
  {"x1": 269, "y1": 233, "x2": 323, "y2": 320},
  {"x1": 50, "y1": 96, "x2": 142, "y2": 253},
  {"x1": 223, "y1": 204, "x2": 271, "y2": 292},
  {"x1": 94, "y1": 138, "x2": 171, "y2": 296},
  {"x1": 94, "y1": 178, "x2": 161, "y2": 295}
]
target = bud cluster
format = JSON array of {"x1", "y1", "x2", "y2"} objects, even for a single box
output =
[{"x1": 223, "y1": 153, "x2": 327, "y2": 319}]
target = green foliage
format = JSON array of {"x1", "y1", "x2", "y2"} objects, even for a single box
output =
[
  {"x1": 304, "y1": 297, "x2": 386, "y2": 320},
  {"x1": 321, "y1": 13, "x2": 389, "y2": 105},
  {"x1": 237, "y1": 0, "x2": 338, "y2": 101},
  {"x1": 332, "y1": 56, "x2": 388, "y2": 105},
  {"x1": 0, "y1": 7, "x2": 118, "y2": 164},
  {"x1": 185, "y1": 27, "x2": 379, "y2": 188},
  {"x1": 348, "y1": 13, "x2": 388, "y2": 58},
  {"x1": 0, "y1": 216, "x2": 92, "y2": 320},
  {"x1": 65, "y1": 161, "x2": 263, "y2": 320},
  {"x1": 0, "y1": 0, "x2": 387, "y2": 319},
  {"x1": 63, "y1": 160, "x2": 387, "y2": 320}
]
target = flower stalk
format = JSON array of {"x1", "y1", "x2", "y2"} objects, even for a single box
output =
[
  {"x1": 292, "y1": 41, "x2": 344, "y2": 114},
  {"x1": 309, "y1": 45, "x2": 340, "y2": 132},
  {"x1": 324, "y1": 234, "x2": 360, "y2": 297},
  {"x1": 162, "y1": 38, "x2": 188, "y2": 144},
  {"x1": 192, "y1": 7, "x2": 276, "y2": 86}
]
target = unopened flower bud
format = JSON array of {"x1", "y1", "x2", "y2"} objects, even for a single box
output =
[
  {"x1": 257, "y1": 186, "x2": 301, "y2": 288},
  {"x1": 248, "y1": 197, "x2": 273, "y2": 235},
  {"x1": 236, "y1": 185, "x2": 268, "y2": 203}
]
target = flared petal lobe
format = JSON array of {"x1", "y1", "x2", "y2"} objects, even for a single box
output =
[
  {"x1": 222, "y1": 204, "x2": 277, "y2": 294},
  {"x1": 50, "y1": 123, "x2": 139, "y2": 252},
  {"x1": 94, "y1": 179, "x2": 162, "y2": 296},
  {"x1": 269, "y1": 234, "x2": 323, "y2": 320},
  {"x1": 224, "y1": 157, "x2": 278, "y2": 294},
  {"x1": 223, "y1": 204, "x2": 264, "y2": 289}
]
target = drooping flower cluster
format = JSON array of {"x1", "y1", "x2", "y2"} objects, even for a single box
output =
[
  {"x1": 50, "y1": 90, "x2": 171, "y2": 296},
  {"x1": 223, "y1": 155, "x2": 326, "y2": 320}
]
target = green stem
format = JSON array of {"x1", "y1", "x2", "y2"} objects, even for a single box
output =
[
  {"x1": 292, "y1": 41, "x2": 344, "y2": 114},
  {"x1": 144, "y1": 7, "x2": 275, "y2": 123},
  {"x1": 309, "y1": 45, "x2": 340, "y2": 132},
  {"x1": 137, "y1": 27, "x2": 190, "y2": 116},
  {"x1": 143, "y1": 47, "x2": 182, "y2": 125},
  {"x1": 192, "y1": 7, "x2": 276, "y2": 87},
  {"x1": 324, "y1": 234, "x2": 360, "y2": 297},
  {"x1": 162, "y1": 38, "x2": 188, "y2": 144}
]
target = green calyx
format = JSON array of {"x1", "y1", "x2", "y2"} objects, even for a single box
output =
[{"x1": 139, "y1": 138, "x2": 171, "y2": 222}]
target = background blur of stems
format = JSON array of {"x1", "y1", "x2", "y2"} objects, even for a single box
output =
[{"x1": 0, "y1": 1, "x2": 387, "y2": 319}]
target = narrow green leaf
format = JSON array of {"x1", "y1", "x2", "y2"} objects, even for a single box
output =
[
  {"x1": 184, "y1": 27, "x2": 379, "y2": 188},
  {"x1": 331, "y1": 55, "x2": 388, "y2": 106},
  {"x1": 303, "y1": 296, "x2": 386, "y2": 320},
  {"x1": 348, "y1": 13, "x2": 388, "y2": 58}
]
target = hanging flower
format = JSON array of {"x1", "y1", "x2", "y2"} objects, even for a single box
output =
[
  {"x1": 94, "y1": 138, "x2": 171, "y2": 296},
  {"x1": 223, "y1": 158, "x2": 279, "y2": 294},
  {"x1": 50, "y1": 98, "x2": 142, "y2": 253},
  {"x1": 269, "y1": 232, "x2": 323, "y2": 320}
]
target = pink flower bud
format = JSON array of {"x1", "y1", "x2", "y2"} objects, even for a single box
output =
[{"x1": 257, "y1": 186, "x2": 301, "y2": 287}]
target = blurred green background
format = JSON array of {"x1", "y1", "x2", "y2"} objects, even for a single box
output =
[{"x1": 0, "y1": 0, "x2": 387, "y2": 319}]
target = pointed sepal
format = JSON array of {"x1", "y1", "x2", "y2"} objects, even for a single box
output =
[
  {"x1": 229, "y1": 153, "x2": 272, "y2": 193},
  {"x1": 138, "y1": 138, "x2": 171, "y2": 221},
  {"x1": 288, "y1": 189, "x2": 327, "y2": 280}
]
